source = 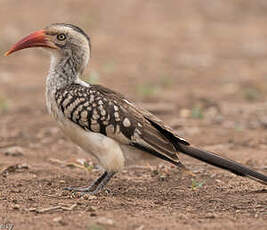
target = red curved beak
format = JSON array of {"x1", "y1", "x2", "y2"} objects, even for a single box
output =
[{"x1": 5, "y1": 29, "x2": 56, "y2": 56}]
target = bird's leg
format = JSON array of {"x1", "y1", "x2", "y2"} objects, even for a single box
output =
[
  {"x1": 64, "y1": 171, "x2": 116, "y2": 194},
  {"x1": 90, "y1": 171, "x2": 116, "y2": 194}
]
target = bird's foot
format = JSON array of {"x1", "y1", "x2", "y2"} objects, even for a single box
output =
[
  {"x1": 63, "y1": 171, "x2": 116, "y2": 195},
  {"x1": 63, "y1": 186, "x2": 95, "y2": 194}
]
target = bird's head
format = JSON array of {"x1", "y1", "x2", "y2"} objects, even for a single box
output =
[{"x1": 5, "y1": 23, "x2": 91, "y2": 75}]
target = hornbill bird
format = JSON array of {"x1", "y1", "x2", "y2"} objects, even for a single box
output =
[{"x1": 5, "y1": 23, "x2": 267, "y2": 194}]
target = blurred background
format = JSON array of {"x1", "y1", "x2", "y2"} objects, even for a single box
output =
[
  {"x1": 2, "y1": 0, "x2": 267, "y2": 145},
  {"x1": 0, "y1": 1, "x2": 267, "y2": 229}
]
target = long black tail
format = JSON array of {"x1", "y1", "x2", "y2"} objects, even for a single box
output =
[{"x1": 178, "y1": 144, "x2": 267, "y2": 185}]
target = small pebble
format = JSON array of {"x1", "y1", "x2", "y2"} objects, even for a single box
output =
[
  {"x1": 96, "y1": 217, "x2": 114, "y2": 226},
  {"x1": 13, "y1": 204, "x2": 20, "y2": 209}
]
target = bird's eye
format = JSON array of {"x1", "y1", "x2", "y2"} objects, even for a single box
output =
[{"x1": 57, "y1": 33, "x2": 66, "y2": 41}]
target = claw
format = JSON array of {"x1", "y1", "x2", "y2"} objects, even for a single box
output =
[
  {"x1": 63, "y1": 171, "x2": 116, "y2": 195},
  {"x1": 63, "y1": 186, "x2": 93, "y2": 193}
]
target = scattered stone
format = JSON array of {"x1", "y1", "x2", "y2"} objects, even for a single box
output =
[
  {"x1": 96, "y1": 217, "x2": 114, "y2": 226},
  {"x1": 53, "y1": 216, "x2": 67, "y2": 225},
  {"x1": 0, "y1": 163, "x2": 29, "y2": 176},
  {"x1": 13, "y1": 204, "x2": 20, "y2": 209},
  {"x1": 53, "y1": 216, "x2": 62, "y2": 222},
  {"x1": 215, "y1": 179, "x2": 223, "y2": 184},
  {"x1": 70, "y1": 192, "x2": 82, "y2": 199},
  {"x1": 4, "y1": 146, "x2": 24, "y2": 157},
  {"x1": 83, "y1": 194, "x2": 97, "y2": 200},
  {"x1": 204, "y1": 214, "x2": 217, "y2": 219},
  {"x1": 90, "y1": 212, "x2": 97, "y2": 217},
  {"x1": 61, "y1": 190, "x2": 69, "y2": 196}
]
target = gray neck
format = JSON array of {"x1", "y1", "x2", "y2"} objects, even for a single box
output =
[
  {"x1": 46, "y1": 54, "x2": 81, "y2": 91},
  {"x1": 45, "y1": 50, "x2": 90, "y2": 117}
]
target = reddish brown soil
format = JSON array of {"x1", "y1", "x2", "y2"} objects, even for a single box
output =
[{"x1": 0, "y1": 1, "x2": 266, "y2": 229}]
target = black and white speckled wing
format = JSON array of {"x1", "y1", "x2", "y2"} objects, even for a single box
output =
[
  {"x1": 55, "y1": 83, "x2": 189, "y2": 164},
  {"x1": 92, "y1": 84, "x2": 189, "y2": 146}
]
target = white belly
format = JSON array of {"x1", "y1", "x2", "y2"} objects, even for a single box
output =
[{"x1": 58, "y1": 118, "x2": 125, "y2": 172}]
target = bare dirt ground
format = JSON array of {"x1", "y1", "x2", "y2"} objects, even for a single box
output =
[{"x1": 0, "y1": 1, "x2": 267, "y2": 229}]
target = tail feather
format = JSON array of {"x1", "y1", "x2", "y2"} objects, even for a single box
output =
[{"x1": 178, "y1": 144, "x2": 267, "y2": 185}]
